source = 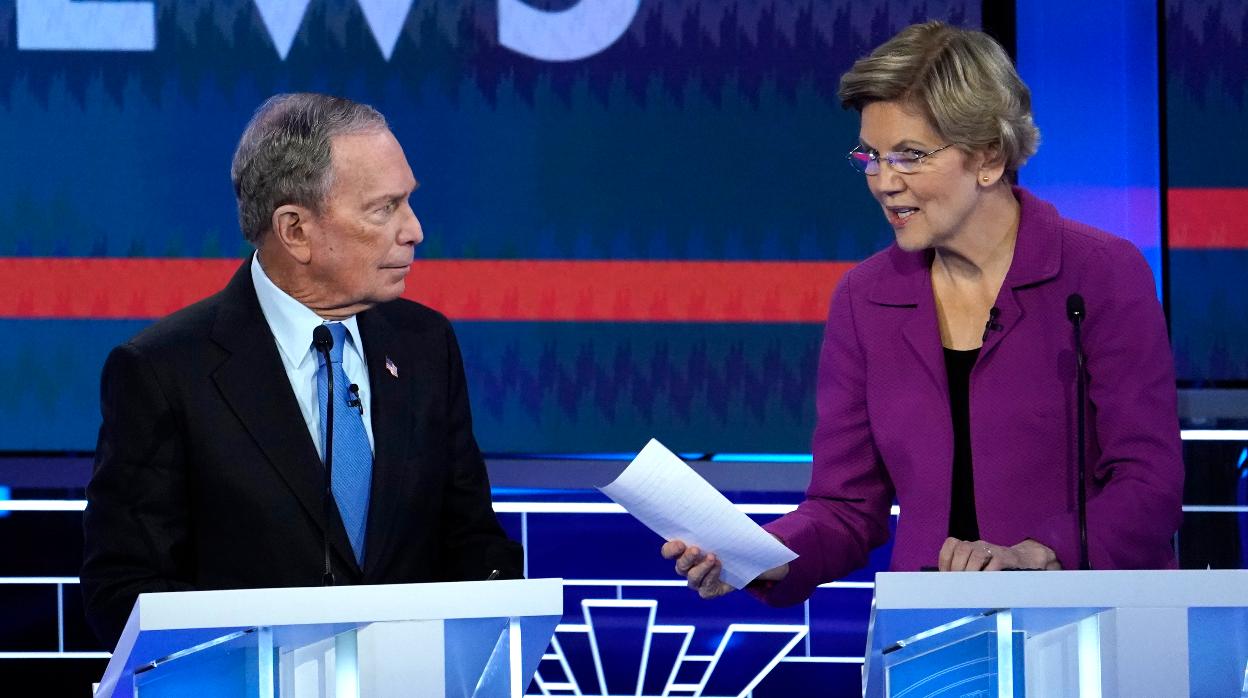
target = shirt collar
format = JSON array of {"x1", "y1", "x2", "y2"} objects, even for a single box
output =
[{"x1": 251, "y1": 253, "x2": 364, "y2": 369}]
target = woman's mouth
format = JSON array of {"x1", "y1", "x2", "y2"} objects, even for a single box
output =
[{"x1": 887, "y1": 207, "x2": 919, "y2": 227}]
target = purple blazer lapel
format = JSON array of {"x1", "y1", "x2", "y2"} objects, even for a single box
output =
[
  {"x1": 868, "y1": 245, "x2": 946, "y2": 391},
  {"x1": 982, "y1": 189, "x2": 1064, "y2": 362}
]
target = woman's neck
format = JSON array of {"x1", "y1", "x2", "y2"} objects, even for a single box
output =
[{"x1": 931, "y1": 185, "x2": 1021, "y2": 287}]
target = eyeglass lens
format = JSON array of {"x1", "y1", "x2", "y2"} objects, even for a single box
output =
[{"x1": 847, "y1": 150, "x2": 923, "y2": 175}]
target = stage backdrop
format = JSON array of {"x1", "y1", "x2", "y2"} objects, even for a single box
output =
[
  {"x1": 1165, "y1": 0, "x2": 1248, "y2": 385},
  {"x1": 0, "y1": 0, "x2": 980, "y2": 453}
]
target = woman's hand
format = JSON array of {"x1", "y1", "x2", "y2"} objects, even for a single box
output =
[
  {"x1": 938, "y1": 537, "x2": 1062, "y2": 571},
  {"x1": 661, "y1": 539, "x2": 790, "y2": 599}
]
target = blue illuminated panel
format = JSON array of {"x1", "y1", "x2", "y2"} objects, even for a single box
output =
[{"x1": 1016, "y1": 0, "x2": 1163, "y2": 292}]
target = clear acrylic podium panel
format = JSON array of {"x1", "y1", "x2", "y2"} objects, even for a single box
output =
[
  {"x1": 865, "y1": 606, "x2": 1099, "y2": 698},
  {"x1": 866, "y1": 604, "x2": 1248, "y2": 697},
  {"x1": 95, "y1": 580, "x2": 564, "y2": 698},
  {"x1": 873, "y1": 606, "x2": 1248, "y2": 698},
  {"x1": 128, "y1": 615, "x2": 557, "y2": 698},
  {"x1": 1190, "y1": 607, "x2": 1248, "y2": 698},
  {"x1": 872, "y1": 609, "x2": 1029, "y2": 698}
]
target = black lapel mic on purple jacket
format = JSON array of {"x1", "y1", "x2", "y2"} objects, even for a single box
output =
[
  {"x1": 982, "y1": 306, "x2": 1003, "y2": 341},
  {"x1": 312, "y1": 324, "x2": 336, "y2": 586},
  {"x1": 1066, "y1": 293, "x2": 1091, "y2": 571}
]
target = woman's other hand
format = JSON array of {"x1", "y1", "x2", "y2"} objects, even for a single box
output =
[
  {"x1": 661, "y1": 539, "x2": 790, "y2": 599},
  {"x1": 938, "y1": 537, "x2": 1062, "y2": 571}
]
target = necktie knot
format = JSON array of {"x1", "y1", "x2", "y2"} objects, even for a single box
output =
[{"x1": 318, "y1": 322, "x2": 348, "y2": 365}]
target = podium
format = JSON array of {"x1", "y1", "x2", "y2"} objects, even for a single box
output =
[
  {"x1": 93, "y1": 578, "x2": 563, "y2": 698},
  {"x1": 863, "y1": 570, "x2": 1248, "y2": 697}
]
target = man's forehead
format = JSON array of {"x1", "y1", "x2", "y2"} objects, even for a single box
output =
[
  {"x1": 329, "y1": 128, "x2": 399, "y2": 160},
  {"x1": 326, "y1": 129, "x2": 409, "y2": 172},
  {"x1": 326, "y1": 130, "x2": 415, "y2": 191}
]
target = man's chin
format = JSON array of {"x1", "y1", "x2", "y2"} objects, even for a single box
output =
[{"x1": 375, "y1": 279, "x2": 407, "y2": 303}]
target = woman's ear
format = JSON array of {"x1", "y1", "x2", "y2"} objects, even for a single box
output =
[{"x1": 976, "y1": 147, "x2": 1008, "y2": 187}]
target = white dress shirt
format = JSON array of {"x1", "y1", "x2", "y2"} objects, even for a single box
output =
[{"x1": 250, "y1": 254, "x2": 375, "y2": 459}]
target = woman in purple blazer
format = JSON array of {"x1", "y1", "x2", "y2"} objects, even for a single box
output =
[{"x1": 664, "y1": 22, "x2": 1183, "y2": 605}]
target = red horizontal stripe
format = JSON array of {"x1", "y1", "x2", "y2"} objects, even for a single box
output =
[
  {"x1": 1168, "y1": 188, "x2": 1248, "y2": 248},
  {"x1": 0, "y1": 258, "x2": 850, "y2": 322}
]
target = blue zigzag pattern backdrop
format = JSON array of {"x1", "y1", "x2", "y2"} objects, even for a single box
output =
[
  {"x1": 0, "y1": 0, "x2": 979, "y2": 451},
  {"x1": 1164, "y1": 0, "x2": 1248, "y2": 383}
]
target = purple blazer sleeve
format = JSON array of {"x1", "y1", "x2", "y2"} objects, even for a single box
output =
[
  {"x1": 1031, "y1": 238, "x2": 1184, "y2": 569},
  {"x1": 752, "y1": 270, "x2": 894, "y2": 606}
]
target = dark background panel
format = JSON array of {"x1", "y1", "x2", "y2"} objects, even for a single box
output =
[
  {"x1": 1164, "y1": 0, "x2": 1248, "y2": 383},
  {"x1": 806, "y1": 585, "x2": 875, "y2": 657},
  {"x1": 1168, "y1": 250, "x2": 1248, "y2": 384},
  {"x1": 0, "y1": 511, "x2": 84, "y2": 577},
  {"x1": 0, "y1": 658, "x2": 107, "y2": 697},
  {"x1": 1163, "y1": 1, "x2": 1248, "y2": 190},
  {"x1": 0, "y1": 585, "x2": 58, "y2": 651}
]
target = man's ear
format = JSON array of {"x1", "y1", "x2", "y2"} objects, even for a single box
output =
[{"x1": 270, "y1": 204, "x2": 316, "y2": 264}]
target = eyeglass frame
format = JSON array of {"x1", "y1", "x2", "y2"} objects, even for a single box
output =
[{"x1": 846, "y1": 143, "x2": 958, "y2": 175}]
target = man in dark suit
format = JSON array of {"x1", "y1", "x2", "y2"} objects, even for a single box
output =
[{"x1": 81, "y1": 93, "x2": 522, "y2": 647}]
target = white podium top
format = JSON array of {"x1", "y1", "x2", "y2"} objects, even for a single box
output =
[
  {"x1": 131, "y1": 578, "x2": 562, "y2": 631},
  {"x1": 96, "y1": 578, "x2": 563, "y2": 698},
  {"x1": 873, "y1": 569, "x2": 1248, "y2": 610}
]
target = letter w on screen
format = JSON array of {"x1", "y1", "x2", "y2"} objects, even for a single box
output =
[
  {"x1": 17, "y1": 0, "x2": 155, "y2": 51},
  {"x1": 17, "y1": 0, "x2": 641, "y2": 62}
]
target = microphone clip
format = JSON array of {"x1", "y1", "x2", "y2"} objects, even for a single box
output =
[
  {"x1": 347, "y1": 384, "x2": 364, "y2": 416},
  {"x1": 982, "y1": 307, "x2": 1003, "y2": 341}
]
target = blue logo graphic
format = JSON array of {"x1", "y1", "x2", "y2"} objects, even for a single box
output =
[{"x1": 533, "y1": 599, "x2": 807, "y2": 697}]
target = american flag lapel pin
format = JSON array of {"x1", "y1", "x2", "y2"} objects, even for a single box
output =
[{"x1": 385, "y1": 356, "x2": 399, "y2": 378}]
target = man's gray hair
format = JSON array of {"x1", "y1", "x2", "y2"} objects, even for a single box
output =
[{"x1": 231, "y1": 93, "x2": 388, "y2": 244}]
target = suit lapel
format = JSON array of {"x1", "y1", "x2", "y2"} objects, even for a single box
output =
[
  {"x1": 899, "y1": 279, "x2": 947, "y2": 392},
  {"x1": 870, "y1": 247, "x2": 946, "y2": 390},
  {"x1": 356, "y1": 307, "x2": 414, "y2": 578},
  {"x1": 978, "y1": 287, "x2": 1021, "y2": 364},
  {"x1": 979, "y1": 189, "x2": 1062, "y2": 365},
  {"x1": 209, "y1": 260, "x2": 359, "y2": 574}
]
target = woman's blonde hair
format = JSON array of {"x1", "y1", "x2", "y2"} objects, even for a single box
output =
[{"x1": 838, "y1": 21, "x2": 1040, "y2": 181}]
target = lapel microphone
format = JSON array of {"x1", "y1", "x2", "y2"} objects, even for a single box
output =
[
  {"x1": 1065, "y1": 293, "x2": 1091, "y2": 571},
  {"x1": 312, "y1": 325, "x2": 336, "y2": 586},
  {"x1": 347, "y1": 384, "x2": 363, "y2": 416},
  {"x1": 981, "y1": 306, "x2": 1003, "y2": 341}
]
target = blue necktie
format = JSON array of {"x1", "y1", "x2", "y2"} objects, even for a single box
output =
[{"x1": 316, "y1": 322, "x2": 372, "y2": 565}]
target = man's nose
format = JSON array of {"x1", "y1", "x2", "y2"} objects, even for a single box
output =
[{"x1": 399, "y1": 204, "x2": 423, "y2": 246}]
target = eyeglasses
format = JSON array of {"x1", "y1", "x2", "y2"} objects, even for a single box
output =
[{"x1": 846, "y1": 143, "x2": 956, "y2": 175}]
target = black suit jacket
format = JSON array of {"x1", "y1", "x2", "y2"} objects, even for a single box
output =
[{"x1": 81, "y1": 260, "x2": 522, "y2": 647}]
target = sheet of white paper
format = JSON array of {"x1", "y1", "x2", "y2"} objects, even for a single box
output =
[{"x1": 599, "y1": 438, "x2": 797, "y2": 589}]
